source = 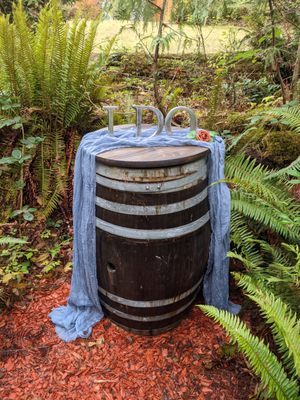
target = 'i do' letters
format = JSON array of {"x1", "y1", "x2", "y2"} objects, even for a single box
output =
[{"x1": 103, "y1": 105, "x2": 198, "y2": 137}]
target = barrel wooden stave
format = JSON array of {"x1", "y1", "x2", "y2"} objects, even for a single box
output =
[
  {"x1": 95, "y1": 146, "x2": 210, "y2": 335},
  {"x1": 96, "y1": 223, "x2": 210, "y2": 301}
]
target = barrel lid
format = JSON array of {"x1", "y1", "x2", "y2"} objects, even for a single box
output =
[{"x1": 96, "y1": 146, "x2": 209, "y2": 168}]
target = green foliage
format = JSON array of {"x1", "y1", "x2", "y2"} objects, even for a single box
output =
[
  {"x1": 225, "y1": 154, "x2": 300, "y2": 242},
  {"x1": 0, "y1": 149, "x2": 31, "y2": 165},
  {"x1": 0, "y1": 238, "x2": 35, "y2": 284},
  {"x1": 10, "y1": 205, "x2": 37, "y2": 221},
  {"x1": 227, "y1": 104, "x2": 300, "y2": 176},
  {"x1": 266, "y1": 156, "x2": 300, "y2": 182},
  {"x1": 0, "y1": 1, "x2": 100, "y2": 128},
  {"x1": 236, "y1": 273, "x2": 300, "y2": 378},
  {"x1": 231, "y1": 243, "x2": 300, "y2": 313},
  {"x1": 264, "y1": 105, "x2": 300, "y2": 134},
  {"x1": 0, "y1": 236, "x2": 27, "y2": 246},
  {"x1": 206, "y1": 74, "x2": 223, "y2": 129},
  {"x1": 0, "y1": 0, "x2": 74, "y2": 18},
  {"x1": 171, "y1": 0, "x2": 252, "y2": 24},
  {"x1": 106, "y1": 0, "x2": 155, "y2": 22},
  {"x1": 0, "y1": 0, "x2": 105, "y2": 219},
  {"x1": 236, "y1": 77, "x2": 280, "y2": 104},
  {"x1": 200, "y1": 303, "x2": 300, "y2": 399},
  {"x1": 0, "y1": 228, "x2": 71, "y2": 302},
  {"x1": 201, "y1": 261, "x2": 300, "y2": 398}
]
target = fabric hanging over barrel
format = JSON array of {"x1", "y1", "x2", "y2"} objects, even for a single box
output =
[{"x1": 49, "y1": 126, "x2": 241, "y2": 342}]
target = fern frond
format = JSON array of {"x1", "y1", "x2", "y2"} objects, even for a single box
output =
[
  {"x1": 0, "y1": 236, "x2": 27, "y2": 246},
  {"x1": 226, "y1": 155, "x2": 300, "y2": 242},
  {"x1": 200, "y1": 305, "x2": 300, "y2": 400},
  {"x1": 13, "y1": 1, "x2": 35, "y2": 105},
  {"x1": 228, "y1": 250, "x2": 262, "y2": 271},
  {"x1": 42, "y1": 188, "x2": 63, "y2": 219},
  {"x1": 0, "y1": 15, "x2": 18, "y2": 96},
  {"x1": 226, "y1": 155, "x2": 295, "y2": 206},
  {"x1": 235, "y1": 274, "x2": 300, "y2": 378},
  {"x1": 230, "y1": 211, "x2": 261, "y2": 261},
  {"x1": 231, "y1": 193, "x2": 299, "y2": 242},
  {"x1": 227, "y1": 126, "x2": 260, "y2": 152},
  {"x1": 267, "y1": 156, "x2": 300, "y2": 180},
  {"x1": 264, "y1": 106, "x2": 300, "y2": 134},
  {"x1": 0, "y1": 1, "x2": 117, "y2": 217}
]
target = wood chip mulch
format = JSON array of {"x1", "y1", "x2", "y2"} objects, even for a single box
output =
[{"x1": 0, "y1": 278, "x2": 257, "y2": 400}]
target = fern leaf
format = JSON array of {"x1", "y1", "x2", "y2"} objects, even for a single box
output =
[
  {"x1": 235, "y1": 274, "x2": 300, "y2": 379},
  {"x1": 0, "y1": 236, "x2": 27, "y2": 246},
  {"x1": 264, "y1": 106, "x2": 300, "y2": 134},
  {"x1": 266, "y1": 156, "x2": 300, "y2": 180},
  {"x1": 226, "y1": 155, "x2": 300, "y2": 242},
  {"x1": 200, "y1": 305, "x2": 300, "y2": 400},
  {"x1": 231, "y1": 193, "x2": 300, "y2": 242}
]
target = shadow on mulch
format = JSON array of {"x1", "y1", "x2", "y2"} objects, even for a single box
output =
[{"x1": 0, "y1": 277, "x2": 258, "y2": 400}]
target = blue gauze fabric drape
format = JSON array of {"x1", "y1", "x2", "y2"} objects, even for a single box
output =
[{"x1": 49, "y1": 126, "x2": 241, "y2": 342}]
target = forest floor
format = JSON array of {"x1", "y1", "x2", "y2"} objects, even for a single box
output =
[{"x1": 0, "y1": 270, "x2": 259, "y2": 400}]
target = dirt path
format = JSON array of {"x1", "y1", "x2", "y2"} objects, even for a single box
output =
[{"x1": 0, "y1": 278, "x2": 256, "y2": 400}]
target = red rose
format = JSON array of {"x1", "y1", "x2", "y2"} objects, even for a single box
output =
[{"x1": 196, "y1": 129, "x2": 211, "y2": 142}]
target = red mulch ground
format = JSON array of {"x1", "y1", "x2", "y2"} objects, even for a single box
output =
[{"x1": 0, "y1": 276, "x2": 257, "y2": 400}]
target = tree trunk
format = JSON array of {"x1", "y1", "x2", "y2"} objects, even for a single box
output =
[
  {"x1": 152, "y1": 0, "x2": 167, "y2": 115},
  {"x1": 268, "y1": 0, "x2": 290, "y2": 103},
  {"x1": 291, "y1": 35, "x2": 300, "y2": 99}
]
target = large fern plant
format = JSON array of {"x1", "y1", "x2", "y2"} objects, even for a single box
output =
[
  {"x1": 229, "y1": 243, "x2": 300, "y2": 314},
  {"x1": 0, "y1": 1, "x2": 104, "y2": 219},
  {"x1": 200, "y1": 274, "x2": 300, "y2": 400},
  {"x1": 225, "y1": 154, "x2": 300, "y2": 243}
]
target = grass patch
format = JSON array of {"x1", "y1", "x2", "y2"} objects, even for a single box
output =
[{"x1": 94, "y1": 20, "x2": 247, "y2": 54}]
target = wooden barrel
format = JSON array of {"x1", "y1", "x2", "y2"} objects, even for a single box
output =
[{"x1": 95, "y1": 145, "x2": 211, "y2": 335}]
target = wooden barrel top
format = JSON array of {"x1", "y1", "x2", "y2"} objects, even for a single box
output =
[{"x1": 96, "y1": 146, "x2": 209, "y2": 168}]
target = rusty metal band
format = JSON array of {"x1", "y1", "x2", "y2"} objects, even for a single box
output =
[
  {"x1": 95, "y1": 188, "x2": 208, "y2": 215},
  {"x1": 96, "y1": 157, "x2": 207, "y2": 183},
  {"x1": 98, "y1": 277, "x2": 202, "y2": 308},
  {"x1": 96, "y1": 211, "x2": 210, "y2": 240},
  {"x1": 100, "y1": 294, "x2": 197, "y2": 322},
  {"x1": 95, "y1": 166, "x2": 207, "y2": 194}
]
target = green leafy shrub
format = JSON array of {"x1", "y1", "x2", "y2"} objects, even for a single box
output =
[
  {"x1": 236, "y1": 77, "x2": 280, "y2": 104},
  {"x1": 0, "y1": 0, "x2": 107, "y2": 220},
  {"x1": 0, "y1": 230, "x2": 72, "y2": 306},
  {"x1": 0, "y1": 0, "x2": 74, "y2": 19},
  {"x1": 0, "y1": 239, "x2": 35, "y2": 284}
]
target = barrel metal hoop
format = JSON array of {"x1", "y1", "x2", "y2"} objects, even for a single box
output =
[
  {"x1": 96, "y1": 158, "x2": 207, "y2": 186},
  {"x1": 96, "y1": 211, "x2": 210, "y2": 240},
  {"x1": 95, "y1": 167, "x2": 207, "y2": 194},
  {"x1": 96, "y1": 188, "x2": 208, "y2": 216},
  {"x1": 100, "y1": 294, "x2": 197, "y2": 322},
  {"x1": 98, "y1": 277, "x2": 203, "y2": 308}
]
